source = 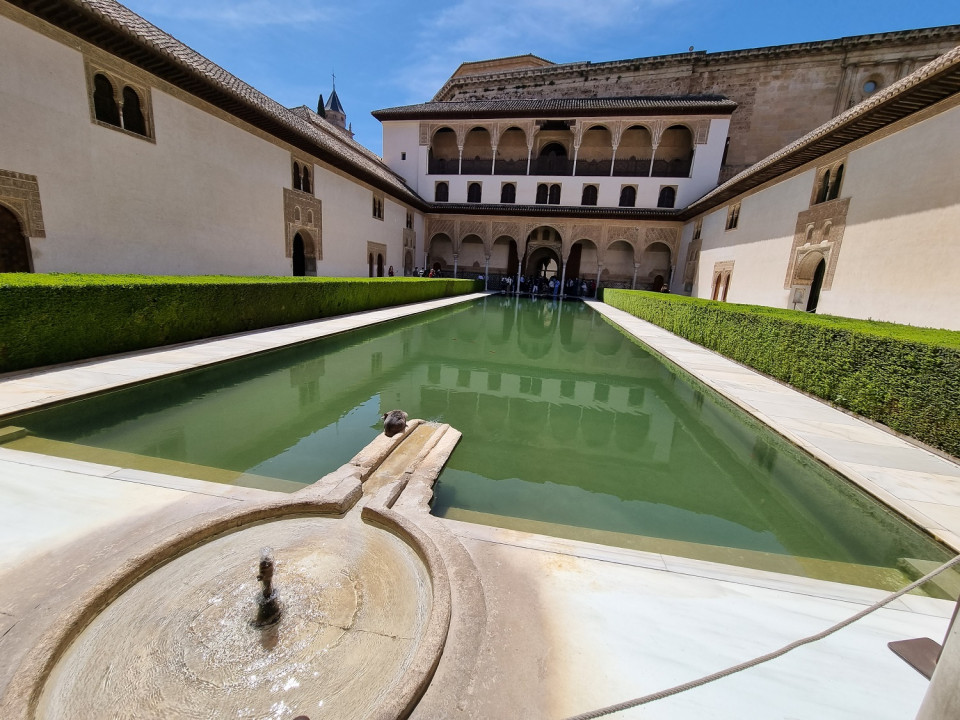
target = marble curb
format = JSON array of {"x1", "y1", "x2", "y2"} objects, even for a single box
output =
[{"x1": 0, "y1": 421, "x2": 458, "y2": 719}]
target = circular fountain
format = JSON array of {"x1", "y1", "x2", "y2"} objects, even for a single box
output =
[{"x1": 36, "y1": 516, "x2": 435, "y2": 719}]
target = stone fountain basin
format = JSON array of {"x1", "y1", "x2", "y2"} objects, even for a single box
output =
[{"x1": 37, "y1": 515, "x2": 434, "y2": 720}]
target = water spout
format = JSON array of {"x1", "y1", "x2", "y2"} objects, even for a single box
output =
[{"x1": 254, "y1": 547, "x2": 282, "y2": 627}]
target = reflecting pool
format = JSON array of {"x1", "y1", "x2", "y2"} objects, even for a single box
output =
[{"x1": 8, "y1": 296, "x2": 953, "y2": 587}]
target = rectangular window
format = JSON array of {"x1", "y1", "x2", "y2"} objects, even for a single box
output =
[
  {"x1": 725, "y1": 202, "x2": 740, "y2": 231},
  {"x1": 401, "y1": 151, "x2": 407, "y2": 161}
]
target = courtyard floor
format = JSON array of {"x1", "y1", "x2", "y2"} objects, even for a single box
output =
[{"x1": 1, "y1": 293, "x2": 959, "y2": 718}]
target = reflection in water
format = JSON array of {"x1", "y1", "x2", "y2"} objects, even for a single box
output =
[{"x1": 11, "y1": 297, "x2": 951, "y2": 576}]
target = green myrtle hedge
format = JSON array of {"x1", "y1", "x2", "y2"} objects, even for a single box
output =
[
  {"x1": 604, "y1": 289, "x2": 960, "y2": 458},
  {"x1": 0, "y1": 274, "x2": 479, "y2": 373}
]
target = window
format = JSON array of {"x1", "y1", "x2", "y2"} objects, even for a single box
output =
[
  {"x1": 548, "y1": 184, "x2": 561, "y2": 205},
  {"x1": 291, "y1": 157, "x2": 313, "y2": 194},
  {"x1": 693, "y1": 218, "x2": 702, "y2": 240},
  {"x1": 401, "y1": 151, "x2": 407, "y2": 160},
  {"x1": 581, "y1": 185, "x2": 598, "y2": 206},
  {"x1": 725, "y1": 202, "x2": 740, "y2": 231},
  {"x1": 435, "y1": 182, "x2": 448, "y2": 202},
  {"x1": 657, "y1": 186, "x2": 676, "y2": 208},
  {"x1": 406, "y1": 211, "x2": 413, "y2": 229},
  {"x1": 467, "y1": 182, "x2": 482, "y2": 203},
  {"x1": 86, "y1": 63, "x2": 153, "y2": 140},
  {"x1": 293, "y1": 162, "x2": 302, "y2": 191},
  {"x1": 812, "y1": 159, "x2": 846, "y2": 205},
  {"x1": 536, "y1": 184, "x2": 548, "y2": 204},
  {"x1": 372, "y1": 193, "x2": 384, "y2": 220},
  {"x1": 619, "y1": 186, "x2": 636, "y2": 207},
  {"x1": 500, "y1": 183, "x2": 516, "y2": 204},
  {"x1": 302, "y1": 167, "x2": 311, "y2": 194}
]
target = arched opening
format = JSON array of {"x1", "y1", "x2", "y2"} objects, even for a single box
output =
[
  {"x1": 490, "y1": 236, "x2": 518, "y2": 286},
  {"x1": 496, "y1": 127, "x2": 528, "y2": 175},
  {"x1": 581, "y1": 185, "x2": 598, "y2": 206},
  {"x1": 121, "y1": 87, "x2": 146, "y2": 135},
  {"x1": 657, "y1": 186, "x2": 676, "y2": 208},
  {"x1": 292, "y1": 233, "x2": 306, "y2": 276},
  {"x1": 292, "y1": 162, "x2": 302, "y2": 191},
  {"x1": 536, "y1": 142, "x2": 569, "y2": 175},
  {"x1": 577, "y1": 126, "x2": 613, "y2": 176},
  {"x1": 536, "y1": 184, "x2": 548, "y2": 204},
  {"x1": 526, "y1": 246, "x2": 561, "y2": 282},
  {"x1": 806, "y1": 259, "x2": 826, "y2": 312},
  {"x1": 828, "y1": 164, "x2": 844, "y2": 201},
  {"x1": 467, "y1": 182, "x2": 482, "y2": 203},
  {"x1": 462, "y1": 127, "x2": 493, "y2": 174},
  {"x1": 0, "y1": 205, "x2": 31, "y2": 272},
  {"x1": 435, "y1": 182, "x2": 449, "y2": 202},
  {"x1": 619, "y1": 186, "x2": 637, "y2": 207},
  {"x1": 302, "y1": 167, "x2": 312, "y2": 194},
  {"x1": 817, "y1": 169, "x2": 831, "y2": 204},
  {"x1": 460, "y1": 235, "x2": 486, "y2": 277},
  {"x1": 639, "y1": 242, "x2": 672, "y2": 290},
  {"x1": 93, "y1": 73, "x2": 120, "y2": 127},
  {"x1": 368, "y1": 253, "x2": 374, "y2": 277},
  {"x1": 428, "y1": 127, "x2": 458, "y2": 174},
  {"x1": 712, "y1": 274, "x2": 722, "y2": 300},
  {"x1": 428, "y1": 233, "x2": 455, "y2": 274},
  {"x1": 605, "y1": 240, "x2": 636, "y2": 288},
  {"x1": 548, "y1": 184, "x2": 561, "y2": 205},
  {"x1": 377, "y1": 253, "x2": 384, "y2": 277},
  {"x1": 652, "y1": 274, "x2": 665, "y2": 292},
  {"x1": 404, "y1": 250, "x2": 414, "y2": 275},
  {"x1": 500, "y1": 183, "x2": 516, "y2": 204},
  {"x1": 721, "y1": 273, "x2": 732, "y2": 301},
  {"x1": 615, "y1": 126, "x2": 653, "y2": 176},
  {"x1": 652, "y1": 125, "x2": 693, "y2": 177},
  {"x1": 568, "y1": 239, "x2": 600, "y2": 295}
]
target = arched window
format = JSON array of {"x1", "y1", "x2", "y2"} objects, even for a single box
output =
[
  {"x1": 816, "y1": 169, "x2": 830, "y2": 204},
  {"x1": 293, "y1": 162, "x2": 302, "y2": 191},
  {"x1": 93, "y1": 74, "x2": 120, "y2": 127},
  {"x1": 536, "y1": 184, "x2": 548, "y2": 204},
  {"x1": 581, "y1": 185, "x2": 598, "y2": 206},
  {"x1": 121, "y1": 87, "x2": 146, "y2": 135},
  {"x1": 435, "y1": 182, "x2": 448, "y2": 202},
  {"x1": 467, "y1": 182, "x2": 482, "y2": 203},
  {"x1": 657, "y1": 187, "x2": 676, "y2": 208},
  {"x1": 548, "y1": 184, "x2": 561, "y2": 205},
  {"x1": 619, "y1": 186, "x2": 636, "y2": 207},
  {"x1": 500, "y1": 184, "x2": 516, "y2": 204},
  {"x1": 302, "y1": 167, "x2": 311, "y2": 194},
  {"x1": 293, "y1": 206, "x2": 301, "y2": 222},
  {"x1": 828, "y1": 164, "x2": 843, "y2": 201}
]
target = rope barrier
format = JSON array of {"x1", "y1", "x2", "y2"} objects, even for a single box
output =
[{"x1": 563, "y1": 554, "x2": 960, "y2": 720}]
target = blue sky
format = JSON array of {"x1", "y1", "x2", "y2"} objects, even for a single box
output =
[{"x1": 121, "y1": 0, "x2": 958, "y2": 156}]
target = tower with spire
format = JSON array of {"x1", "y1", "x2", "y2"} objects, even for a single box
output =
[{"x1": 323, "y1": 72, "x2": 347, "y2": 131}]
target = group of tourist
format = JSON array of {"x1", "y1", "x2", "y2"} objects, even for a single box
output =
[{"x1": 497, "y1": 274, "x2": 597, "y2": 298}]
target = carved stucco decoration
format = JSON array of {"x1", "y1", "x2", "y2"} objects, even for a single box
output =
[
  {"x1": 643, "y1": 226, "x2": 680, "y2": 257},
  {"x1": 283, "y1": 188, "x2": 322, "y2": 259},
  {"x1": 784, "y1": 197, "x2": 850, "y2": 290},
  {"x1": 0, "y1": 170, "x2": 45, "y2": 238}
]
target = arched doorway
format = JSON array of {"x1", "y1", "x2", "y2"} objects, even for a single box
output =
[
  {"x1": 404, "y1": 250, "x2": 413, "y2": 275},
  {"x1": 537, "y1": 142, "x2": 568, "y2": 175},
  {"x1": 368, "y1": 253, "x2": 374, "y2": 277},
  {"x1": 806, "y1": 258, "x2": 826, "y2": 312},
  {"x1": 0, "y1": 205, "x2": 31, "y2": 272},
  {"x1": 377, "y1": 253, "x2": 384, "y2": 277},
  {"x1": 527, "y1": 246, "x2": 560, "y2": 280},
  {"x1": 292, "y1": 233, "x2": 305, "y2": 276}
]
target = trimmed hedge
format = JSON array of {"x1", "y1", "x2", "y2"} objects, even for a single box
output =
[
  {"x1": 604, "y1": 289, "x2": 960, "y2": 459},
  {"x1": 0, "y1": 274, "x2": 480, "y2": 373}
]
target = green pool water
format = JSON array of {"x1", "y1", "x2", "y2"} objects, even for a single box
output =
[{"x1": 7, "y1": 296, "x2": 953, "y2": 587}]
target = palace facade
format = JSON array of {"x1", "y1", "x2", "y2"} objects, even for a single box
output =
[{"x1": 1, "y1": 0, "x2": 958, "y2": 329}]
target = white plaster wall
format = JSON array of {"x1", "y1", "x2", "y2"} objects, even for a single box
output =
[
  {"x1": 381, "y1": 121, "x2": 420, "y2": 191},
  {"x1": 817, "y1": 105, "x2": 960, "y2": 329},
  {"x1": 695, "y1": 174, "x2": 809, "y2": 306},
  {"x1": 0, "y1": 13, "x2": 409, "y2": 278}
]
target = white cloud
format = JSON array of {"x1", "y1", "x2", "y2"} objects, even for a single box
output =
[{"x1": 390, "y1": 0, "x2": 683, "y2": 100}]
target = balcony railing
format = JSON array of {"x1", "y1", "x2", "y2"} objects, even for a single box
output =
[
  {"x1": 612, "y1": 157, "x2": 652, "y2": 176},
  {"x1": 427, "y1": 155, "x2": 691, "y2": 178},
  {"x1": 652, "y1": 158, "x2": 692, "y2": 178}
]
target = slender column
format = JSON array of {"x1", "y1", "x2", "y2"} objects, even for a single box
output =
[
  {"x1": 526, "y1": 144, "x2": 533, "y2": 175},
  {"x1": 559, "y1": 255, "x2": 568, "y2": 297},
  {"x1": 631, "y1": 262, "x2": 639, "y2": 290},
  {"x1": 571, "y1": 144, "x2": 580, "y2": 177},
  {"x1": 491, "y1": 143, "x2": 498, "y2": 175},
  {"x1": 484, "y1": 255, "x2": 490, "y2": 291},
  {"x1": 453, "y1": 253, "x2": 459, "y2": 278},
  {"x1": 457, "y1": 144, "x2": 464, "y2": 175},
  {"x1": 649, "y1": 142, "x2": 658, "y2": 177},
  {"x1": 595, "y1": 264, "x2": 603, "y2": 297},
  {"x1": 610, "y1": 142, "x2": 619, "y2": 177}
]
